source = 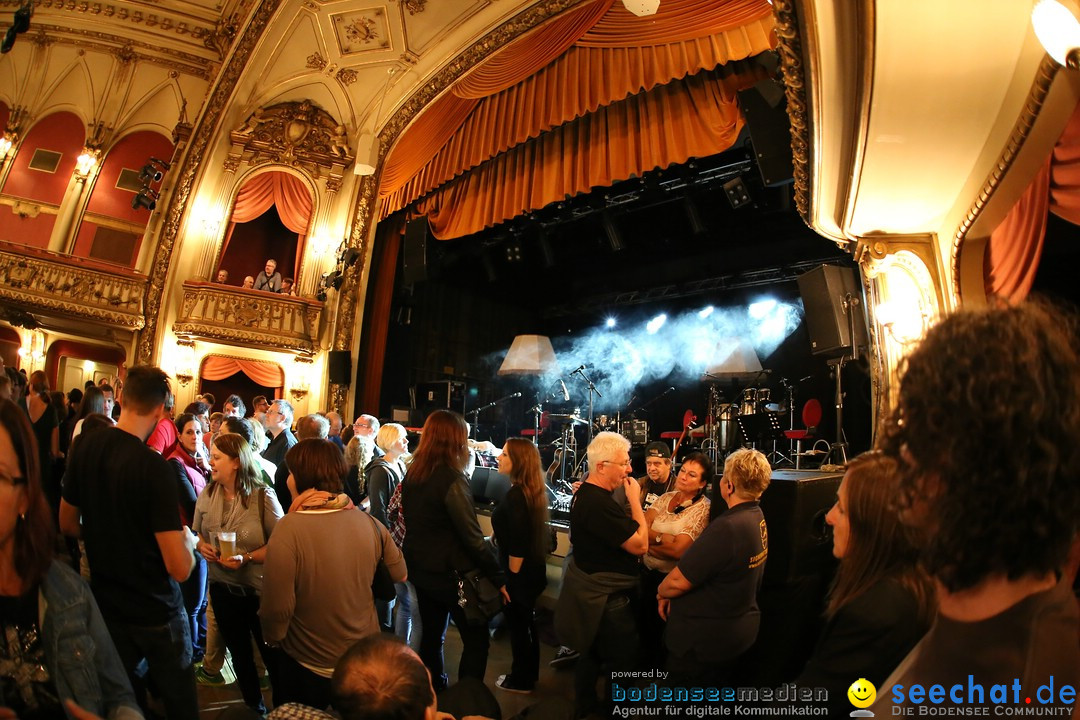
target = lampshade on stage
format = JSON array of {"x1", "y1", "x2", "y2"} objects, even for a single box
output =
[
  {"x1": 498, "y1": 334, "x2": 557, "y2": 376},
  {"x1": 705, "y1": 339, "x2": 763, "y2": 381}
]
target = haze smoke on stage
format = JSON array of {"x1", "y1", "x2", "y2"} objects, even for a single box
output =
[{"x1": 502, "y1": 300, "x2": 803, "y2": 409}]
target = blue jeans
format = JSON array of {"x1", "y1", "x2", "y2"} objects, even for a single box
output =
[
  {"x1": 394, "y1": 581, "x2": 421, "y2": 650},
  {"x1": 574, "y1": 593, "x2": 639, "y2": 718},
  {"x1": 104, "y1": 611, "x2": 198, "y2": 720},
  {"x1": 179, "y1": 555, "x2": 207, "y2": 658}
]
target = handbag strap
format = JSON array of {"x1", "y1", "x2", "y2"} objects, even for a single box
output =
[{"x1": 365, "y1": 511, "x2": 384, "y2": 559}]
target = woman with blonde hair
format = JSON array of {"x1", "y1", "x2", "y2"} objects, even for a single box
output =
[
  {"x1": 192, "y1": 432, "x2": 283, "y2": 715},
  {"x1": 796, "y1": 451, "x2": 935, "y2": 716},
  {"x1": 491, "y1": 437, "x2": 550, "y2": 693}
]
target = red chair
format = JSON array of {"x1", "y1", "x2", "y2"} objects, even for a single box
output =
[
  {"x1": 521, "y1": 411, "x2": 551, "y2": 441},
  {"x1": 784, "y1": 399, "x2": 823, "y2": 469}
]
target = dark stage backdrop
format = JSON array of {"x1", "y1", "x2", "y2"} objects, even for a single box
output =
[
  {"x1": 199, "y1": 371, "x2": 278, "y2": 415},
  {"x1": 217, "y1": 206, "x2": 300, "y2": 288}
]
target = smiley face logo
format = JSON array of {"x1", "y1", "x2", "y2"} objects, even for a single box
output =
[{"x1": 847, "y1": 678, "x2": 876, "y2": 709}]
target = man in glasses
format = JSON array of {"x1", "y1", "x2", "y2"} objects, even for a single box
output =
[
  {"x1": 352, "y1": 414, "x2": 382, "y2": 458},
  {"x1": 555, "y1": 431, "x2": 648, "y2": 718},
  {"x1": 263, "y1": 399, "x2": 297, "y2": 508}
]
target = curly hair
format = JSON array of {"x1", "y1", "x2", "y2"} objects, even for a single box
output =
[
  {"x1": 723, "y1": 448, "x2": 771, "y2": 499},
  {"x1": 880, "y1": 299, "x2": 1080, "y2": 592}
]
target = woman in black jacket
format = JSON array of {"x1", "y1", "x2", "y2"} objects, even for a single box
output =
[{"x1": 401, "y1": 410, "x2": 507, "y2": 690}]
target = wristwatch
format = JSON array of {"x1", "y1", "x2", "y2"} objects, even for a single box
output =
[{"x1": 244, "y1": 553, "x2": 253, "y2": 565}]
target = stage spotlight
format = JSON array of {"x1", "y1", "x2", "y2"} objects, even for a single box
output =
[
  {"x1": 1, "y1": 1, "x2": 32, "y2": 54},
  {"x1": 342, "y1": 247, "x2": 361, "y2": 268},
  {"x1": 748, "y1": 298, "x2": 777, "y2": 319},
  {"x1": 326, "y1": 270, "x2": 343, "y2": 290},
  {"x1": 646, "y1": 314, "x2": 667, "y2": 334},
  {"x1": 606, "y1": 317, "x2": 617, "y2": 328},
  {"x1": 316, "y1": 290, "x2": 328, "y2": 302},
  {"x1": 698, "y1": 305, "x2": 714, "y2": 319},
  {"x1": 131, "y1": 188, "x2": 158, "y2": 211}
]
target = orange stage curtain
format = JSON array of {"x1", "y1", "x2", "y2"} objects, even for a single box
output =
[
  {"x1": 577, "y1": 0, "x2": 772, "y2": 46},
  {"x1": 358, "y1": 217, "x2": 405, "y2": 415},
  {"x1": 986, "y1": 159, "x2": 1050, "y2": 304},
  {"x1": 200, "y1": 355, "x2": 284, "y2": 388},
  {"x1": 414, "y1": 67, "x2": 745, "y2": 240},
  {"x1": 378, "y1": 0, "x2": 775, "y2": 218},
  {"x1": 452, "y1": 0, "x2": 616, "y2": 99},
  {"x1": 230, "y1": 171, "x2": 313, "y2": 231},
  {"x1": 985, "y1": 100, "x2": 1080, "y2": 304}
]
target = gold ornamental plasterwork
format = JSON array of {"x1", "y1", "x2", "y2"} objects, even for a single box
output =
[
  {"x1": 136, "y1": 0, "x2": 284, "y2": 366},
  {"x1": 229, "y1": 101, "x2": 354, "y2": 178},
  {"x1": 331, "y1": 0, "x2": 591, "y2": 357},
  {"x1": 399, "y1": 0, "x2": 427, "y2": 15},
  {"x1": 20, "y1": 0, "x2": 219, "y2": 45},
  {"x1": 0, "y1": 248, "x2": 147, "y2": 329},
  {"x1": 33, "y1": 24, "x2": 215, "y2": 78},
  {"x1": 173, "y1": 282, "x2": 323, "y2": 353},
  {"x1": 950, "y1": 55, "x2": 1059, "y2": 306},
  {"x1": 772, "y1": 0, "x2": 811, "y2": 230}
]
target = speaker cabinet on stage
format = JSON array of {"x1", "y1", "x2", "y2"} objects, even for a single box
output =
[
  {"x1": 415, "y1": 380, "x2": 466, "y2": 419},
  {"x1": 403, "y1": 218, "x2": 429, "y2": 286},
  {"x1": 758, "y1": 469, "x2": 842, "y2": 586},
  {"x1": 328, "y1": 350, "x2": 352, "y2": 386},
  {"x1": 796, "y1": 264, "x2": 870, "y2": 357}
]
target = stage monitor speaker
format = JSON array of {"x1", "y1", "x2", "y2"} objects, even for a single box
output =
[
  {"x1": 737, "y1": 81, "x2": 794, "y2": 187},
  {"x1": 797, "y1": 264, "x2": 870, "y2": 357},
  {"x1": 328, "y1": 350, "x2": 352, "y2": 385},
  {"x1": 471, "y1": 466, "x2": 511, "y2": 505},
  {"x1": 758, "y1": 469, "x2": 842, "y2": 586},
  {"x1": 403, "y1": 217, "x2": 429, "y2": 286},
  {"x1": 415, "y1": 380, "x2": 466, "y2": 420}
]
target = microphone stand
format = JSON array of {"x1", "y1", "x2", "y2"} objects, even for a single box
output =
[
  {"x1": 466, "y1": 393, "x2": 520, "y2": 440},
  {"x1": 571, "y1": 367, "x2": 602, "y2": 446}
]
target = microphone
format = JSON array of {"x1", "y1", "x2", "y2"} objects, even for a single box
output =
[
  {"x1": 511, "y1": 392, "x2": 521, "y2": 398},
  {"x1": 559, "y1": 379, "x2": 569, "y2": 401},
  {"x1": 571, "y1": 364, "x2": 587, "y2": 374}
]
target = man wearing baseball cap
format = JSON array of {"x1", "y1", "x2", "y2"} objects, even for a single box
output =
[{"x1": 637, "y1": 441, "x2": 675, "y2": 511}]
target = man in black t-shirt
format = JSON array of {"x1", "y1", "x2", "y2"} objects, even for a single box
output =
[
  {"x1": 556, "y1": 431, "x2": 649, "y2": 717},
  {"x1": 658, "y1": 447, "x2": 770, "y2": 685},
  {"x1": 636, "y1": 441, "x2": 675, "y2": 510},
  {"x1": 60, "y1": 366, "x2": 199, "y2": 720}
]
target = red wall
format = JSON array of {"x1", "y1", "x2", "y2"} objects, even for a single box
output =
[
  {"x1": 0, "y1": 112, "x2": 86, "y2": 249},
  {"x1": 73, "y1": 130, "x2": 175, "y2": 264},
  {"x1": 0, "y1": 103, "x2": 9, "y2": 135}
]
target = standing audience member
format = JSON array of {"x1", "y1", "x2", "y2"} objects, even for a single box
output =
[
  {"x1": 60, "y1": 366, "x2": 199, "y2": 720},
  {"x1": 209, "y1": 412, "x2": 224, "y2": 446},
  {"x1": 871, "y1": 301, "x2": 1080, "y2": 715},
  {"x1": 797, "y1": 451, "x2": 935, "y2": 717},
  {"x1": 146, "y1": 390, "x2": 178, "y2": 455},
  {"x1": 261, "y1": 439, "x2": 407, "y2": 709},
  {"x1": 342, "y1": 436, "x2": 366, "y2": 506},
  {"x1": 253, "y1": 259, "x2": 282, "y2": 293},
  {"x1": 554, "y1": 431, "x2": 647, "y2": 718},
  {"x1": 61, "y1": 388, "x2": 82, "y2": 455},
  {"x1": 196, "y1": 393, "x2": 216, "y2": 412},
  {"x1": 637, "y1": 442, "x2": 676, "y2": 511},
  {"x1": 166, "y1": 413, "x2": 213, "y2": 664},
  {"x1": 215, "y1": 269, "x2": 229, "y2": 283},
  {"x1": 242, "y1": 276, "x2": 255, "y2": 290},
  {"x1": 223, "y1": 395, "x2": 246, "y2": 418},
  {"x1": 279, "y1": 278, "x2": 295, "y2": 296},
  {"x1": 0, "y1": 400, "x2": 142, "y2": 720},
  {"x1": 401, "y1": 410, "x2": 506, "y2": 690},
  {"x1": 264, "y1": 400, "x2": 297, "y2": 509},
  {"x1": 193, "y1": 433, "x2": 282, "y2": 716},
  {"x1": 251, "y1": 396, "x2": 269, "y2": 428},
  {"x1": 72, "y1": 386, "x2": 108, "y2": 443},
  {"x1": 491, "y1": 438, "x2": 551, "y2": 694},
  {"x1": 365, "y1": 424, "x2": 412, "y2": 639},
  {"x1": 183, "y1": 401, "x2": 211, "y2": 435},
  {"x1": 98, "y1": 383, "x2": 116, "y2": 421},
  {"x1": 325, "y1": 411, "x2": 344, "y2": 451},
  {"x1": 0, "y1": 374, "x2": 11, "y2": 402},
  {"x1": 640, "y1": 451, "x2": 712, "y2": 665},
  {"x1": 352, "y1": 415, "x2": 381, "y2": 455},
  {"x1": 658, "y1": 448, "x2": 770, "y2": 686},
  {"x1": 24, "y1": 371, "x2": 61, "y2": 517},
  {"x1": 295, "y1": 414, "x2": 329, "y2": 440}
]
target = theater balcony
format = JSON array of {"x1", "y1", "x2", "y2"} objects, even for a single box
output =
[
  {"x1": 0, "y1": 240, "x2": 148, "y2": 329},
  {"x1": 172, "y1": 281, "x2": 324, "y2": 354}
]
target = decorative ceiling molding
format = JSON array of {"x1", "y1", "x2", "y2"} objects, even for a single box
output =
[
  {"x1": 773, "y1": 0, "x2": 811, "y2": 231},
  {"x1": 331, "y1": 7, "x2": 391, "y2": 54},
  {"x1": 33, "y1": 23, "x2": 217, "y2": 78},
  {"x1": 227, "y1": 100, "x2": 354, "y2": 177}
]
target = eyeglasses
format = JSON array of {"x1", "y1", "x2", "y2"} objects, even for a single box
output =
[
  {"x1": 354, "y1": 422, "x2": 371, "y2": 429},
  {"x1": 603, "y1": 459, "x2": 632, "y2": 468}
]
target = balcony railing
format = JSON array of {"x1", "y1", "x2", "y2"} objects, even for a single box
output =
[
  {"x1": 0, "y1": 241, "x2": 148, "y2": 328},
  {"x1": 173, "y1": 281, "x2": 323, "y2": 353}
]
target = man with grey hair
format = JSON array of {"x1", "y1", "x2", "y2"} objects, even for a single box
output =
[
  {"x1": 555, "y1": 431, "x2": 648, "y2": 718},
  {"x1": 253, "y1": 258, "x2": 282, "y2": 292},
  {"x1": 296, "y1": 413, "x2": 330, "y2": 440},
  {"x1": 353, "y1": 413, "x2": 382, "y2": 458},
  {"x1": 325, "y1": 411, "x2": 344, "y2": 451},
  {"x1": 264, "y1": 399, "x2": 297, "y2": 509}
]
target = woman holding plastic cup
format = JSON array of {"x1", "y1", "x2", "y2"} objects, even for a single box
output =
[{"x1": 192, "y1": 432, "x2": 283, "y2": 715}]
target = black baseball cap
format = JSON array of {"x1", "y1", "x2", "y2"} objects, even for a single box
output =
[{"x1": 644, "y1": 441, "x2": 671, "y2": 459}]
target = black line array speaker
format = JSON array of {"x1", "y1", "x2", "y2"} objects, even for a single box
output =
[
  {"x1": 403, "y1": 217, "x2": 429, "y2": 286},
  {"x1": 328, "y1": 350, "x2": 352, "y2": 386},
  {"x1": 796, "y1": 264, "x2": 870, "y2": 357},
  {"x1": 737, "y1": 80, "x2": 794, "y2": 187},
  {"x1": 758, "y1": 469, "x2": 842, "y2": 586}
]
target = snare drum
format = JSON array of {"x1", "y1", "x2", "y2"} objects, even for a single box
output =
[{"x1": 740, "y1": 388, "x2": 759, "y2": 416}]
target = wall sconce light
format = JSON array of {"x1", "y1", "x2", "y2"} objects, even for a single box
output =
[
  {"x1": 290, "y1": 357, "x2": 312, "y2": 400},
  {"x1": 1033, "y1": 0, "x2": 1080, "y2": 67},
  {"x1": 75, "y1": 150, "x2": 99, "y2": 177},
  {"x1": 174, "y1": 339, "x2": 196, "y2": 387},
  {"x1": 0, "y1": 135, "x2": 12, "y2": 162}
]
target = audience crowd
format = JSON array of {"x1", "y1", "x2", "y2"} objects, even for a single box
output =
[{"x1": 1, "y1": 300, "x2": 1077, "y2": 720}]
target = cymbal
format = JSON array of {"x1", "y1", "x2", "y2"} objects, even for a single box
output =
[
  {"x1": 548, "y1": 413, "x2": 587, "y2": 425},
  {"x1": 764, "y1": 403, "x2": 788, "y2": 413}
]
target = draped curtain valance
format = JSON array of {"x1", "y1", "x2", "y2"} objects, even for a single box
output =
[
  {"x1": 986, "y1": 100, "x2": 1080, "y2": 304},
  {"x1": 414, "y1": 66, "x2": 751, "y2": 240},
  {"x1": 230, "y1": 171, "x2": 313, "y2": 232},
  {"x1": 378, "y1": 0, "x2": 775, "y2": 227},
  {"x1": 200, "y1": 355, "x2": 284, "y2": 388}
]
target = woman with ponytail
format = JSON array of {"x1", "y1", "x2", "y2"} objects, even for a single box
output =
[{"x1": 491, "y1": 437, "x2": 551, "y2": 694}]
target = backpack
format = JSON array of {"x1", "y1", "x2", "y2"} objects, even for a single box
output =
[{"x1": 386, "y1": 479, "x2": 406, "y2": 548}]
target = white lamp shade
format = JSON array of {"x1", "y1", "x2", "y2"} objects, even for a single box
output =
[
  {"x1": 705, "y1": 338, "x2": 762, "y2": 379},
  {"x1": 498, "y1": 335, "x2": 558, "y2": 376},
  {"x1": 622, "y1": 0, "x2": 660, "y2": 17}
]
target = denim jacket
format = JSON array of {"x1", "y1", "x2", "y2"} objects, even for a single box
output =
[{"x1": 38, "y1": 562, "x2": 143, "y2": 720}]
